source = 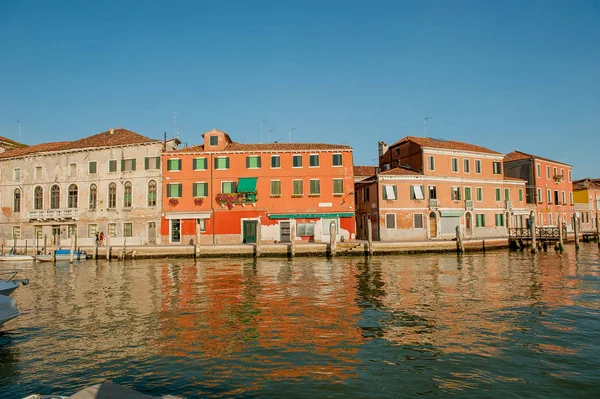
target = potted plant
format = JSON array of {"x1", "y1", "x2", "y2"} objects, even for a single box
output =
[
  {"x1": 194, "y1": 197, "x2": 203, "y2": 206},
  {"x1": 168, "y1": 198, "x2": 179, "y2": 207}
]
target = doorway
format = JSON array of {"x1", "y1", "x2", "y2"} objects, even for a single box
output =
[
  {"x1": 280, "y1": 221, "x2": 291, "y2": 243},
  {"x1": 148, "y1": 222, "x2": 157, "y2": 245},
  {"x1": 170, "y1": 219, "x2": 181, "y2": 243},
  {"x1": 243, "y1": 220, "x2": 258, "y2": 244},
  {"x1": 465, "y1": 212, "x2": 472, "y2": 236},
  {"x1": 429, "y1": 212, "x2": 437, "y2": 238}
]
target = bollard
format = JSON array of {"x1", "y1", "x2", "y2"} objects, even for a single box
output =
[
  {"x1": 290, "y1": 224, "x2": 296, "y2": 258},
  {"x1": 557, "y1": 215, "x2": 564, "y2": 252},
  {"x1": 482, "y1": 239, "x2": 486, "y2": 252},
  {"x1": 456, "y1": 225, "x2": 464, "y2": 253},
  {"x1": 367, "y1": 218, "x2": 373, "y2": 256},
  {"x1": 69, "y1": 237, "x2": 75, "y2": 263},
  {"x1": 94, "y1": 241, "x2": 98, "y2": 260},
  {"x1": 574, "y1": 214, "x2": 580, "y2": 250},
  {"x1": 530, "y1": 212, "x2": 537, "y2": 254},
  {"x1": 255, "y1": 222, "x2": 261, "y2": 258},
  {"x1": 329, "y1": 221, "x2": 337, "y2": 256}
]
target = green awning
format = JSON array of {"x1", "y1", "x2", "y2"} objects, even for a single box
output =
[
  {"x1": 439, "y1": 210, "x2": 463, "y2": 217},
  {"x1": 269, "y1": 212, "x2": 355, "y2": 219},
  {"x1": 237, "y1": 177, "x2": 258, "y2": 193}
]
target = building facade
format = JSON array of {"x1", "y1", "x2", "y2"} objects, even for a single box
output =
[
  {"x1": 0, "y1": 128, "x2": 178, "y2": 247},
  {"x1": 573, "y1": 178, "x2": 600, "y2": 232},
  {"x1": 504, "y1": 151, "x2": 574, "y2": 228},
  {"x1": 160, "y1": 129, "x2": 356, "y2": 244},
  {"x1": 0, "y1": 135, "x2": 26, "y2": 153},
  {"x1": 355, "y1": 137, "x2": 527, "y2": 241}
]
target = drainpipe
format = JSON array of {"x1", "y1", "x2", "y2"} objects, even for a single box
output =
[
  {"x1": 375, "y1": 177, "x2": 380, "y2": 241},
  {"x1": 210, "y1": 153, "x2": 215, "y2": 244}
]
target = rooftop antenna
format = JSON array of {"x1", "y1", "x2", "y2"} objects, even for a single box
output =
[
  {"x1": 173, "y1": 112, "x2": 178, "y2": 139},
  {"x1": 268, "y1": 129, "x2": 274, "y2": 143},
  {"x1": 261, "y1": 119, "x2": 266, "y2": 143},
  {"x1": 17, "y1": 121, "x2": 21, "y2": 142},
  {"x1": 288, "y1": 127, "x2": 296, "y2": 142},
  {"x1": 177, "y1": 125, "x2": 181, "y2": 139},
  {"x1": 423, "y1": 116, "x2": 433, "y2": 137}
]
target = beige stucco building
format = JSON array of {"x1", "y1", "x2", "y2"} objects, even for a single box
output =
[{"x1": 0, "y1": 128, "x2": 179, "y2": 249}]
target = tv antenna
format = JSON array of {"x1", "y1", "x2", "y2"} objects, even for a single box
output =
[
  {"x1": 423, "y1": 116, "x2": 433, "y2": 137},
  {"x1": 288, "y1": 128, "x2": 296, "y2": 142},
  {"x1": 261, "y1": 119, "x2": 266, "y2": 143},
  {"x1": 268, "y1": 129, "x2": 274, "y2": 143},
  {"x1": 173, "y1": 112, "x2": 178, "y2": 139}
]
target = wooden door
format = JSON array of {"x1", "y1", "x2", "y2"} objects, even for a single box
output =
[
  {"x1": 465, "y1": 213, "x2": 472, "y2": 236},
  {"x1": 429, "y1": 212, "x2": 437, "y2": 238},
  {"x1": 243, "y1": 220, "x2": 257, "y2": 244}
]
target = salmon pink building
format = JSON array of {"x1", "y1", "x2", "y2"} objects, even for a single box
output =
[
  {"x1": 355, "y1": 137, "x2": 527, "y2": 241},
  {"x1": 160, "y1": 129, "x2": 355, "y2": 244}
]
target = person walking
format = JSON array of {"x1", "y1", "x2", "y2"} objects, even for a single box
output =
[{"x1": 99, "y1": 231, "x2": 104, "y2": 246}]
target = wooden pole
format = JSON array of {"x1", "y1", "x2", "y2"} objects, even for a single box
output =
[
  {"x1": 1, "y1": 236, "x2": 4, "y2": 256},
  {"x1": 596, "y1": 213, "x2": 599, "y2": 249},
  {"x1": 123, "y1": 235, "x2": 127, "y2": 259},
  {"x1": 51, "y1": 235, "x2": 56, "y2": 263},
  {"x1": 329, "y1": 221, "x2": 337, "y2": 257},
  {"x1": 69, "y1": 236, "x2": 75, "y2": 263},
  {"x1": 44, "y1": 234, "x2": 47, "y2": 254},
  {"x1": 195, "y1": 219, "x2": 201, "y2": 259},
  {"x1": 367, "y1": 218, "x2": 373, "y2": 256},
  {"x1": 255, "y1": 222, "x2": 261, "y2": 258},
  {"x1": 557, "y1": 214, "x2": 564, "y2": 252},
  {"x1": 290, "y1": 224, "x2": 296, "y2": 258},
  {"x1": 455, "y1": 225, "x2": 464, "y2": 253},
  {"x1": 574, "y1": 214, "x2": 580, "y2": 250},
  {"x1": 530, "y1": 212, "x2": 537, "y2": 254},
  {"x1": 24, "y1": 235, "x2": 28, "y2": 256},
  {"x1": 13, "y1": 236, "x2": 16, "y2": 254}
]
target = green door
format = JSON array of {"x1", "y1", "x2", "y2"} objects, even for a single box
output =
[{"x1": 243, "y1": 220, "x2": 258, "y2": 244}]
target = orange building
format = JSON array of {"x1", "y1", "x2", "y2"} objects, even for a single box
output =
[
  {"x1": 504, "y1": 151, "x2": 574, "y2": 228},
  {"x1": 160, "y1": 129, "x2": 355, "y2": 244},
  {"x1": 355, "y1": 136, "x2": 527, "y2": 241}
]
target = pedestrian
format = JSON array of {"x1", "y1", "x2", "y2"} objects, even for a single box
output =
[{"x1": 99, "y1": 231, "x2": 104, "y2": 246}]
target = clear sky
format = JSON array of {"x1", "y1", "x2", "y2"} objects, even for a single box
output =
[{"x1": 1, "y1": 0, "x2": 598, "y2": 178}]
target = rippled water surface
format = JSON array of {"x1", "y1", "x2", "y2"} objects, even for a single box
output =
[{"x1": 1, "y1": 245, "x2": 599, "y2": 398}]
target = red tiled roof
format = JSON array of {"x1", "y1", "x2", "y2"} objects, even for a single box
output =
[
  {"x1": 379, "y1": 166, "x2": 423, "y2": 176},
  {"x1": 504, "y1": 150, "x2": 571, "y2": 166},
  {"x1": 0, "y1": 135, "x2": 27, "y2": 148},
  {"x1": 0, "y1": 141, "x2": 70, "y2": 159},
  {"x1": 172, "y1": 144, "x2": 205, "y2": 153},
  {"x1": 573, "y1": 178, "x2": 600, "y2": 190},
  {"x1": 168, "y1": 141, "x2": 351, "y2": 153},
  {"x1": 353, "y1": 166, "x2": 378, "y2": 177},
  {"x1": 390, "y1": 136, "x2": 501, "y2": 155}
]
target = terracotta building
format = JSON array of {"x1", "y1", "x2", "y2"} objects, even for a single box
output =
[
  {"x1": 572, "y1": 178, "x2": 600, "y2": 232},
  {"x1": 355, "y1": 136, "x2": 527, "y2": 241},
  {"x1": 504, "y1": 151, "x2": 574, "y2": 228},
  {"x1": 160, "y1": 129, "x2": 355, "y2": 244}
]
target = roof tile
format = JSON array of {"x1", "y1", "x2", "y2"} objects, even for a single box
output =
[{"x1": 391, "y1": 136, "x2": 501, "y2": 155}]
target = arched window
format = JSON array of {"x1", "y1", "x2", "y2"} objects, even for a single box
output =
[
  {"x1": 34, "y1": 186, "x2": 43, "y2": 210},
  {"x1": 68, "y1": 184, "x2": 78, "y2": 208},
  {"x1": 51, "y1": 185, "x2": 60, "y2": 209},
  {"x1": 124, "y1": 181, "x2": 132, "y2": 208},
  {"x1": 89, "y1": 184, "x2": 97, "y2": 210},
  {"x1": 148, "y1": 180, "x2": 157, "y2": 207},
  {"x1": 13, "y1": 189, "x2": 21, "y2": 212},
  {"x1": 108, "y1": 182, "x2": 117, "y2": 209}
]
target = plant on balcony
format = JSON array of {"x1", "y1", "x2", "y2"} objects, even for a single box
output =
[
  {"x1": 194, "y1": 197, "x2": 204, "y2": 206},
  {"x1": 168, "y1": 198, "x2": 179, "y2": 207},
  {"x1": 215, "y1": 192, "x2": 241, "y2": 209}
]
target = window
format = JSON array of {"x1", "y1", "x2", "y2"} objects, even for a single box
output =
[
  {"x1": 69, "y1": 163, "x2": 77, "y2": 176},
  {"x1": 495, "y1": 188, "x2": 501, "y2": 201},
  {"x1": 89, "y1": 184, "x2": 97, "y2": 210},
  {"x1": 427, "y1": 155, "x2": 435, "y2": 171},
  {"x1": 120, "y1": 158, "x2": 135, "y2": 172},
  {"x1": 537, "y1": 188, "x2": 543, "y2": 203},
  {"x1": 88, "y1": 161, "x2": 97, "y2": 174},
  {"x1": 560, "y1": 169, "x2": 564, "y2": 181},
  {"x1": 108, "y1": 182, "x2": 117, "y2": 208},
  {"x1": 504, "y1": 188, "x2": 510, "y2": 201},
  {"x1": 297, "y1": 223, "x2": 315, "y2": 236},
  {"x1": 562, "y1": 191, "x2": 566, "y2": 205},
  {"x1": 568, "y1": 170, "x2": 572, "y2": 183},
  {"x1": 547, "y1": 189, "x2": 552, "y2": 204},
  {"x1": 546, "y1": 166, "x2": 550, "y2": 179},
  {"x1": 108, "y1": 159, "x2": 117, "y2": 173},
  {"x1": 88, "y1": 224, "x2": 97, "y2": 238},
  {"x1": 209, "y1": 136, "x2": 218, "y2": 146},
  {"x1": 385, "y1": 214, "x2": 396, "y2": 229},
  {"x1": 410, "y1": 185, "x2": 425, "y2": 200},
  {"x1": 35, "y1": 166, "x2": 42, "y2": 179},
  {"x1": 123, "y1": 223, "x2": 133, "y2": 237},
  {"x1": 536, "y1": 164, "x2": 541, "y2": 178},
  {"x1": 309, "y1": 179, "x2": 320, "y2": 195},
  {"x1": 292, "y1": 155, "x2": 302, "y2": 168},
  {"x1": 519, "y1": 188, "x2": 523, "y2": 202},
  {"x1": 246, "y1": 156, "x2": 261, "y2": 169},
  {"x1": 68, "y1": 225, "x2": 76, "y2": 238},
  {"x1": 476, "y1": 214, "x2": 485, "y2": 227},
  {"x1": 492, "y1": 162, "x2": 502, "y2": 175},
  {"x1": 569, "y1": 192, "x2": 573, "y2": 205},
  {"x1": 148, "y1": 180, "x2": 157, "y2": 206},
  {"x1": 123, "y1": 181, "x2": 132, "y2": 208},
  {"x1": 34, "y1": 226, "x2": 42, "y2": 239},
  {"x1": 214, "y1": 157, "x2": 229, "y2": 170},
  {"x1": 193, "y1": 182, "x2": 208, "y2": 197},
  {"x1": 51, "y1": 185, "x2": 60, "y2": 209},
  {"x1": 451, "y1": 158, "x2": 459, "y2": 172},
  {"x1": 333, "y1": 179, "x2": 344, "y2": 195},
  {"x1": 34, "y1": 186, "x2": 43, "y2": 210},
  {"x1": 193, "y1": 158, "x2": 208, "y2": 170},
  {"x1": 309, "y1": 154, "x2": 319, "y2": 167},
  {"x1": 166, "y1": 183, "x2": 182, "y2": 198},
  {"x1": 428, "y1": 185, "x2": 437, "y2": 199},
  {"x1": 554, "y1": 190, "x2": 559, "y2": 205},
  {"x1": 271, "y1": 155, "x2": 281, "y2": 168},
  {"x1": 221, "y1": 181, "x2": 236, "y2": 194},
  {"x1": 68, "y1": 184, "x2": 78, "y2": 208},
  {"x1": 145, "y1": 156, "x2": 161, "y2": 170},
  {"x1": 12, "y1": 226, "x2": 21, "y2": 240},
  {"x1": 451, "y1": 186, "x2": 461, "y2": 201},
  {"x1": 270, "y1": 180, "x2": 281, "y2": 196},
  {"x1": 464, "y1": 187, "x2": 472, "y2": 201},
  {"x1": 548, "y1": 213, "x2": 553, "y2": 225},
  {"x1": 414, "y1": 214, "x2": 424, "y2": 229},
  {"x1": 13, "y1": 168, "x2": 20, "y2": 181},
  {"x1": 464, "y1": 159, "x2": 470, "y2": 173},
  {"x1": 13, "y1": 189, "x2": 21, "y2": 212},
  {"x1": 332, "y1": 153, "x2": 343, "y2": 166},
  {"x1": 553, "y1": 167, "x2": 557, "y2": 178},
  {"x1": 476, "y1": 187, "x2": 483, "y2": 202},
  {"x1": 293, "y1": 180, "x2": 303, "y2": 196},
  {"x1": 475, "y1": 160, "x2": 482, "y2": 174},
  {"x1": 382, "y1": 185, "x2": 397, "y2": 200},
  {"x1": 167, "y1": 159, "x2": 182, "y2": 171},
  {"x1": 495, "y1": 214, "x2": 504, "y2": 227},
  {"x1": 108, "y1": 223, "x2": 117, "y2": 238}
]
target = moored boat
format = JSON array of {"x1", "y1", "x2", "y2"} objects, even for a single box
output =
[
  {"x1": 0, "y1": 254, "x2": 34, "y2": 261},
  {"x1": 0, "y1": 270, "x2": 29, "y2": 296},
  {"x1": 0, "y1": 294, "x2": 21, "y2": 327},
  {"x1": 35, "y1": 249, "x2": 87, "y2": 262}
]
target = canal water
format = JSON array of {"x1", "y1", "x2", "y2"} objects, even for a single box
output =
[{"x1": 1, "y1": 246, "x2": 599, "y2": 398}]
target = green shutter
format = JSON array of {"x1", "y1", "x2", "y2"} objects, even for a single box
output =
[
  {"x1": 177, "y1": 184, "x2": 182, "y2": 197},
  {"x1": 132, "y1": 159, "x2": 136, "y2": 171},
  {"x1": 409, "y1": 186, "x2": 414, "y2": 200},
  {"x1": 121, "y1": 159, "x2": 125, "y2": 171},
  {"x1": 193, "y1": 183, "x2": 198, "y2": 197},
  {"x1": 145, "y1": 157, "x2": 149, "y2": 170}
]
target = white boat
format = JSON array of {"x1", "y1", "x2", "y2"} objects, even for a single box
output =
[
  {"x1": 22, "y1": 382, "x2": 180, "y2": 398},
  {"x1": 35, "y1": 249, "x2": 87, "y2": 263},
  {"x1": 0, "y1": 270, "x2": 29, "y2": 296},
  {"x1": 0, "y1": 254, "x2": 34, "y2": 261},
  {"x1": 0, "y1": 294, "x2": 21, "y2": 327}
]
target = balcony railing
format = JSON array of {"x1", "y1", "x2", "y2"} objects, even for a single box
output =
[
  {"x1": 465, "y1": 200, "x2": 474, "y2": 210},
  {"x1": 29, "y1": 208, "x2": 78, "y2": 220},
  {"x1": 429, "y1": 199, "x2": 439, "y2": 209}
]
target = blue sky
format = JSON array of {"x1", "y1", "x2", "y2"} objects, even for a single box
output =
[{"x1": 1, "y1": 0, "x2": 598, "y2": 177}]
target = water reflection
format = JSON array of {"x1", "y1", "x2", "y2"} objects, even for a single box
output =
[{"x1": 0, "y1": 245, "x2": 598, "y2": 398}]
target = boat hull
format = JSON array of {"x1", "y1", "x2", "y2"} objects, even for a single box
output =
[
  {"x1": 36, "y1": 253, "x2": 85, "y2": 262},
  {"x1": 0, "y1": 255, "x2": 34, "y2": 261}
]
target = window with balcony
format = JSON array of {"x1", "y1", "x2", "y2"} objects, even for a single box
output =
[
  {"x1": 271, "y1": 155, "x2": 281, "y2": 168},
  {"x1": 148, "y1": 180, "x2": 157, "y2": 206},
  {"x1": 451, "y1": 158, "x2": 459, "y2": 172},
  {"x1": 385, "y1": 214, "x2": 396, "y2": 229},
  {"x1": 309, "y1": 154, "x2": 319, "y2": 167},
  {"x1": 108, "y1": 182, "x2": 117, "y2": 208},
  {"x1": 292, "y1": 155, "x2": 302, "y2": 168},
  {"x1": 333, "y1": 153, "x2": 342, "y2": 166},
  {"x1": 123, "y1": 181, "x2": 132, "y2": 208},
  {"x1": 270, "y1": 180, "x2": 281, "y2": 196},
  {"x1": 88, "y1": 161, "x2": 97, "y2": 174},
  {"x1": 246, "y1": 156, "x2": 261, "y2": 169},
  {"x1": 34, "y1": 186, "x2": 43, "y2": 210},
  {"x1": 333, "y1": 179, "x2": 344, "y2": 195},
  {"x1": 13, "y1": 189, "x2": 21, "y2": 212},
  {"x1": 428, "y1": 185, "x2": 437, "y2": 199},
  {"x1": 293, "y1": 180, "x2": 303, "y2": 196},
  {"x1": 145, "y1": 157, "x2": 161, "y2": 170},
  {"x1": 214, "y1": 157, "x2": 229, "y2": 170},
  {"x1": 89, "y1": 184, "x2": 97, "y2": 210},
  {"x1": 51, "y1": 185, "x2": 60, "y2": 209},
  {"x1": 382, "y1": 185, "x2": 397, "y2": 200},
  {"x1": 451, "y1": 186, "x2": 461, "y2": 201},
  {"x1": 475, "y1": 160, "x2": 482, "y2": 174},
  {"x1": 193, "y1": 182, "x2": 208, "y2": 197},
  {"x1": 221, "y1": 181, "x2": 237, "y2": 194},
  {"x1": 68, "y1": 184, "x2": 78, "y2": 208},
  {"x1": 309, "y1": 179, "x2": 320, "y2": 195},
  {"x1": 166, "y1": 183, "x2": 182, "y2": 198},
  {"x1": 464, "y1": 159, "x2": 470, "y2": 173},
  {"x1": 427, "y1": 156, "x2": 435, "y2": 171},
  {"x1": 108, "y1": 160, "x2": 117, "y2": 173}
]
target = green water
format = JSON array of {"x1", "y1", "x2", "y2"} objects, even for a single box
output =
[{"x1": 1, "y1": 245, "x2": 599, "y2": 398}]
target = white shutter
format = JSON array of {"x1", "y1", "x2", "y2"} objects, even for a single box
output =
[
  {"x1": 385, "y1": 185, "x2": 396, "y2": 200},
  {"x1": 413, "y1": 185, "x2": 424, "y2": 200}
]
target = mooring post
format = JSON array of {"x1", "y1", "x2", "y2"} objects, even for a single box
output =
[
  {"x1": 51, "y1": 235, "x2": 56, "y2": 263},
  {"x1": 24, "y1": 234, "x2": 28, "y2": 256},
  {"x1": 69, "y1": 236, "x2": 75, "y2": 263},
  {"x1": 94, "y1": 238, "x2": 98, "y2": 260},
  {"x1": 574, "y1": 214, "x2": 580, "y2": 250},
  {"x1": 106, "y1": 235, "x2": 111, "y2": 261},
  {"x1": 195, "y1": 219, "x2": 201, "y2": 259},
  {"x1": 13, "y1": 236, "x2": 16, "y2": 254},
  {"x1": 530, "y1": 212, "x2": 537, "y2": 254},
  {"x1": 455, "y1": 225, "x2": 464, "y2": 253},
  {"x1": 43, "y1": 234, "x2": 47, "y2": 254},
  {"x1": 329, "y1": 221, "x2": 337, "y2": 256},
  {"x1": 557, "y1": 215, "x2": 564, "y2": 251},
  {"x1": 1, "y1": 236, "x2": 4, "y2": 256},
  {"x1": 290, "y1": 225, "x2": 296, "y2": 258},
  {"x1": 123, "y1": 235, "x2": 127, "y2": 260},
  {"x1": 255, "y1": 222, "x2": 261, "y2": 258},
  {"x1": 367, "y1": 218, "x2": 373, "y2": 256}
]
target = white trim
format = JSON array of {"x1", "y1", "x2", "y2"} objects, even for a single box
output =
[
  {"x1": 378, "y1": 175, "x2": 526, "y2": 185},
  {"x1": 422, "y1": 148, "x2": 503, "y2": 160},
  {"x1": 165, "y1": 212, "x2": 212, "y2": 220}
]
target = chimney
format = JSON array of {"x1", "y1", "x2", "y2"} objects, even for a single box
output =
[
  {"x1": 378, "y1": 141, "x2": 388, "y2": 158},
  {"x1": 110, "y1": 127, "x2": 114, "y2": 135}
]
